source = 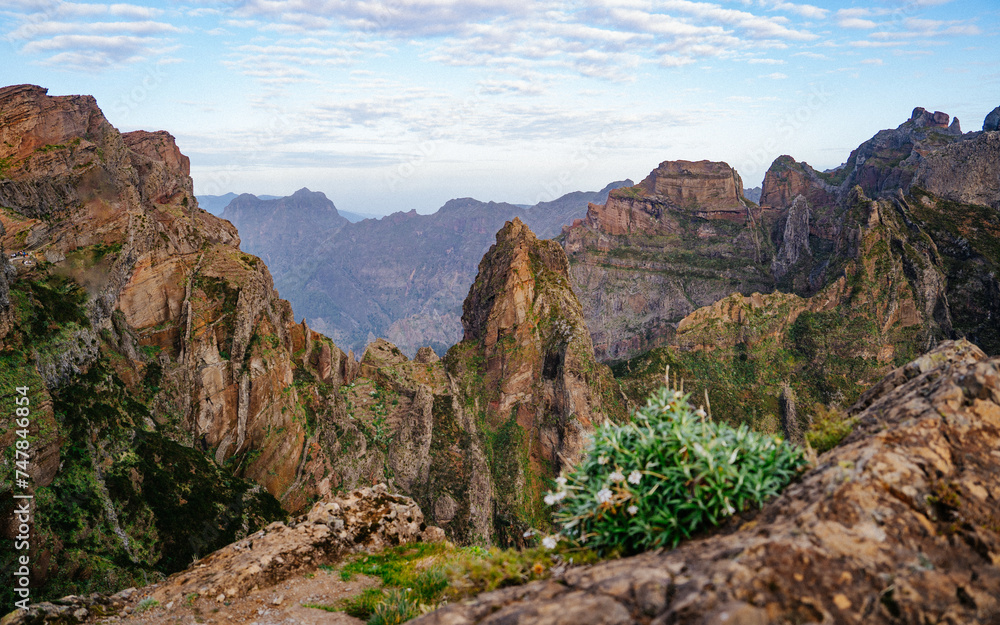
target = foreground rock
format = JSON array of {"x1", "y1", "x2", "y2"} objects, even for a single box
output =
[
  {"x1": 1, "y1": 485, "x2": 443, "y2": 625},
  {"x1": 413, "y1": 340, "x2": 1000, "y2": 625}
]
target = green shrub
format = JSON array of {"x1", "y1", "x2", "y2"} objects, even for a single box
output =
[
  {"x1": 368, "y1": 589, "x2": 419, "y2": 625},
  {"x1": 806, "y1": 404, "x2": 857, "y2": 453},
  {"x1": 546, "y1": 386, "x2": 808, "y2": 553},
  {"x1": 135, "y1": 598, "x2": 159, "y2": 613}
]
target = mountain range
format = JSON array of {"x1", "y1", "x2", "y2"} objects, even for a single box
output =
[
  {"x1": 2, "y1": 82, "x2": 1000, "y2": 620},
  {"x1": 220, "y1": 180, "x2": 632, "y2": 357}
]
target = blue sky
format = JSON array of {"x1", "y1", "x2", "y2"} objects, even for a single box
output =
[{"x1": 1, "y1": 0, "x2": 997, "y2": 215}]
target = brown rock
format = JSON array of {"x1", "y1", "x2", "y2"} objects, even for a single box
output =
[
  {"x1": 457, "y1": 218, "x2": 620, "y2": 540},
  {"x1": 147, "y1": 484, "x2": 427, "y2": 606},
  {"x1": 414, "y1": 340, "x2": 1000, "y2": 624}
]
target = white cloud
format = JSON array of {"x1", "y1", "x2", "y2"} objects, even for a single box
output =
[
  {"x1": 768, "y1": 1, "x2": 828, "y2": 20},
  {"x1": 860, "y1": 58, "x2": 883, "y2": 65},
  {"x1": 747, "y1": 57, "x2": 785, "y2": 64},
  {"x1": 2, "y1": 1, "x2": 181, "y2": 69},
  {"x1": 850, "y1": 40, "x2": 906, "y2": 48},
  {"x1": 762, "y1": 71, "x2": 788, "y2": 79},
  {"x1": 838, "y1": 18, "x2": 876, "y2": 29},
  {"x1": 792, "y1": 51, "x2": 828, "y2": 59}
]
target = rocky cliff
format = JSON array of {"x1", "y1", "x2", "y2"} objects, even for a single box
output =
[
  {"x1": 413, "y1": 339, "x2": 1000, "y2": 625},
  {"x1": 569, "y1": 106, "x2": 999, "y2": 366},
  {"x1": 452, "y1": 218, "x2": 624, "y2": 543},
  {"x1": 610, "y1": 105, "x2": 1000, "y2": 441},
  {"x1": 281, "y1": 219, "x2": 625, "y2": 546},
  {"x1": 0, "y1": 85, "x2": 366, "y2": 604},
  {"x1": 563, "y1": 160, "x2": 772, "y2": 361},
  {"x1": 0, "y1": 84, "x2": 626, "y2": 608}
]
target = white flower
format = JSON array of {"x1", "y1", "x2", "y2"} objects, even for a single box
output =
[
  {"x1": 597, "y1": 455, "x2": 608, "y2": 465},
  {"x1": 555, "y1": 476, "x2": 567, "y2": 487},
  {"x1": 544, "y1": 494, "x2": 557, "y2": 506},
  {"x1": 554, "y1": 490, "x2": 566, "y2": 502},
  {"x1": 628, "y1": 471, "x2": 642, "y2": 485},
  {"x1": 672, "y1": 390, "x2": 684, "y2": 400},
  {"x1": 726, "y1": 503, "x2": 736, "y2": 515},
  {"x1": 609, "y1": 470, "x2": 625, "y2": 483},
  {"x1": 695, "y1": 407, "x2": 707, "y2": 418},
  {"x1": 542, "y1": 536, "x2": 558, "y2": 550},
  {"x1": 627, "y1": 505, "x2": 638, "y2": 516},
  {"x1": 596, "y1": 488, "x2": 613, "y2": 504},
  {"x1": 728, "y1": 449, "x2": 739, "y2": 465},
  {"x1": 523, "y1": 529, "x2": 535, "y2": 538}
]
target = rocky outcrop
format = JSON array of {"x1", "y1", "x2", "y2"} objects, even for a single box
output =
[
  {"x1": 562, "y1": 160, "x2": 773, "y2": 361},
  {"x1": 455, "y1": 218, "x2": 622, "y2": 543},
  {"x1": 913, "y1": 130, "x2": 1000, "y2": 209},
  {"x1": 580, "y1": 161, "x2": 750, "y2": 238},
  {"x1": 0, "y1": 85, "x2": 385, "y2": 604},
  {"x1": 637, "y1": 160, "x2": 748, "y2": 218},
  {"x1": 576, "y1": 105, "x2": 1000, "y2": 364},
  {"x1": 758, "y1": 156, "x2": 838, "y2": 217},
  {"x1": 2, "y1": 485, "x2": 445, "y2": 625},
  {"x1": 985, "y1": 106, "x2": 1000, "y2": 132},
  {"x1": 146, "y1": 484, "x2": 438, "y2": 606},
  {"x1": 413, "y1": 340, "x2": 1000, "y2": 625},
  {"x1": 770, "y1": 195, "x2": 811, "y2": 283}
]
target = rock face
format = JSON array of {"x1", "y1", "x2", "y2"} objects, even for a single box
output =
[
  {"x1": 0, "y1": 85, "x2": 375, "y2": 603},
  {"x1": 636, "y1": 160, "x2": 748, "y2": 219},
  {"x1": 413, "y1": 340, "x2": 1000, "y2": 625},
  {"x1": 453, "y1": 219, "x2": 625, "y2": 543},
  {"x1": 914, "y1": 130, "x2": 1000, "y2": 209},
  {"x1": 226, "y1": 181, "x2": 630, "y2": 358},
  {"x1": 146, "y1": 484, "x2": 438, "y2": 606},
  {"x1": 574, "y1": 106, "x2": 1000, "y2": 365},
  {"x1": 563, "y1": 161, "x2": 771, "y2": 361}
]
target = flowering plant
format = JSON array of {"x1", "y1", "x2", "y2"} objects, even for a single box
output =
[{"x1": 544, "y1": 386, "x2": 808, "y2": 553}]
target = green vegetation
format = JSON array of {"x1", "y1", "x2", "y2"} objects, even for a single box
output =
[
  {"x1": 135, "y1": 598, "x2": 160, "y2": 613},
  {"x1": 35, "y1": 143, "x2": 67, "y2": 153},
  {"x1": 0, "y1": 270, "x2": 285, "y2": 608},
  {"x1": 545, "y1": 386, "x2": 807, "y2": 553},
  {"x1": 806, "y1": 404, "x2": 858, "y2": 453},
  {"x1": 0, "y1": 155, "x2": 15, "y2": 178},
  {"x1": 12, "y1": 274, "x2": 90, "y2": 345},
  {"x1": 312, "y1": 540, "x2": 602, "y2": 623}
]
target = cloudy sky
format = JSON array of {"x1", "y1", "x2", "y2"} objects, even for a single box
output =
[{"x1": 1, "y1": 0, "x2": 997, "y2": 215}]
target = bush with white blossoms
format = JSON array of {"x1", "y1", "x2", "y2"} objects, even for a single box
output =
[{"x1": 544, "y1": 386, "x2": 808, "y2": 554}]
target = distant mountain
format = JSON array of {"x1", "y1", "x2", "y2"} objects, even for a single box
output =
[
  {"x1": 227, "y1": 180, "x2": 631, "y2": 357},
  {"x1": 221, "y1": 188, "x2": 349, "y2": 283},
  {"x1": 743, "y1": 186, "x2": 762, "y2": 203},
  {"x1": 340, "y1": 209, "x2": 381, "y2": 222},
  {"x1": 198, "y1": 192, "x2": 280, "y2": 215}
]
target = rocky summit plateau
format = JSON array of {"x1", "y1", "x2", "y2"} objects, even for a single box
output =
[{"x1": 1, "y1": 83, "x2": 1000, "y2": 625}]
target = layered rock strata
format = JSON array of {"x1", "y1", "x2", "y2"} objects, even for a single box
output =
[{"x1": 563, "y1": 160, "x2": 770, "y2": 361}]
